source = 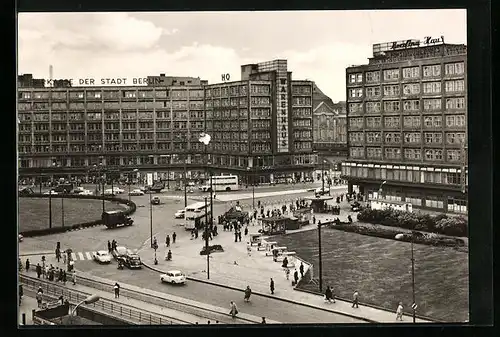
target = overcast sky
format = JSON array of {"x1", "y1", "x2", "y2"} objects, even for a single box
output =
[{"x1": 17, "y1": 10, "x2": 466, "y2": 101}]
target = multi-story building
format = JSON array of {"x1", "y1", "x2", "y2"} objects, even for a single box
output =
[
  {"x1": 341, "y1": 38, "x2": 467, "y2": 214},
  {"x1": 17, "y1": 59, "x2": 316, "y2": 184}
]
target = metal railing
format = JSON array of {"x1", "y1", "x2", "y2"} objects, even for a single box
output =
[
  {"x1": 20, "y1": 274, "x2": 187, "y2": 325},
  {"x1": 73, "y1": 274, "x2": 256, "y2": 324}
]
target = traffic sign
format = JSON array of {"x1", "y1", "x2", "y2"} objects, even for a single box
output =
[{"x1": 411, "y1": 303, "x2": 418, "y2": 310}]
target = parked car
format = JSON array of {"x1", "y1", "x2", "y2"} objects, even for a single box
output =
[
  {"x1": 151, "y1": 196, "x2": 161, "y2": 205},
  {"x1": 112, "y1": 246, "x2": 142, "y2": 269},
  {"x1": 174, "y1": 209, "x2": 185, "y2": 218},
  {"x1": 160, "y1": 270, "x2": 186, "y2": 284},
  {"x1": 92, "y1": 250, "x2": 112, "y2": 264},
  {"x1": 199, "y1": 185, "x2": 212, "y2": 192},
  {"x1": 80, "y1": 189, "x2": 94, "y2": 196},
  {"x1": 187, "y1": 182, "x2": 195, "y2": 186},
  {"x1": 43, "y1": 190, "x2": 58, "y2": 195},
  {"x1": 129, "y1": 189, "x2": 145, "y2": 196},
  {"x1": 103, "y1": 189, "x2": 115, "y2": 196},
  {"x1": 315, "y1": 187, "x2": 330, "y2": 196},
  {"x1": 112, "y1": 187, "x2": 125, "y2": 194}
]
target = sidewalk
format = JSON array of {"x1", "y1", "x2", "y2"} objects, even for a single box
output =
[{"x1": 138, "y1": 221, "x2": 432, "y2": 324}]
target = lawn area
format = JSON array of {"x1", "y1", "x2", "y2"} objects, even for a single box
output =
[
  {"x1": 18, "y1": 197, "x2": 126, "y2": 232},
  {"x1": 271, "y1": 228, "x2": 469, "y2": 322}
]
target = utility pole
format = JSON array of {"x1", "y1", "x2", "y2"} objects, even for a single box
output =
[
  {"x1": 48, "y1": 191, "x2": 52, "y2": 229},
  {"x1": 411, "y1": 232, "x2": 416, "y2": 323},
  {"x1": 149, "y1": 191, "x2": 153, "y2": 248},
  {"x1": 183, "y1": 156, "x2": 188, "y2": 208},
  {"x1": 204, "y1": 196, "x2": 210, "y2": 279},
  {"x1": 318, "y1": 222, "x2": 323, "y2": 292},
  {"x1": 61, "y1": 195, "x2": 65, "y2": 227}
]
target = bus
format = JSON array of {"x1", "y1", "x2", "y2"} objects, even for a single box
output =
[
  {"x1": 199, "y1": 174, "x2": 239, "y2": 192},
  {"x1": 184, "y1": 201, "x2": 212, "y2": 230}
]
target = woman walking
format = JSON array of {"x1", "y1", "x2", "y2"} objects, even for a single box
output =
[{"x1": 229, "y1": 301, "x2": 238, "y2": 318}]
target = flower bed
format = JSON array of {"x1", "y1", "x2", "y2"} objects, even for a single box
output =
[{"x1": 356, "y1": 208, "x2": 467, "y2": 237}]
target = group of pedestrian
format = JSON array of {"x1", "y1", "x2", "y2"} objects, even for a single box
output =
[
  {"x1": 165, "y1": 232, "x2": 177, "y2": 247},
  {"x1": 108, "y1": 239, "x2": 118, "y2": 253}
]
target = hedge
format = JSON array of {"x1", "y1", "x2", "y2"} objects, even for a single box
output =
[
  {"x1": 328, "y1": 223, "x2": 466, "y2": 249},
  {"x1": 356, "y1": 208, "x2": 467, "y2": 237},
  {"x1": 19, "y1": 194, "x2": 136, "y2": 237}
]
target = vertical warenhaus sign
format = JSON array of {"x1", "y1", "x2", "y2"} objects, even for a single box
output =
[{"x1": 276, "y1": 68, "x2": 289, "y2": 153}]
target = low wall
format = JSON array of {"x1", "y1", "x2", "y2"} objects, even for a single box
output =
[
  {"x1": 76, "y1": 306, "x2": 129, "y2": 325},
  {"x1": 19, "y1": 194, "x2": 136, "y2": 238}
]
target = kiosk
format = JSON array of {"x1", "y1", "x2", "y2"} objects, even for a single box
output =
[{"x1": 261, "y1": 217, "x2": 287, "y2": 235}]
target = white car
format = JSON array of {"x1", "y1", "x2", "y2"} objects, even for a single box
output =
[
  {"x1": 187, "y1": 182, "x2": 195, "y2": 186},
  {"x1": 43, "y1": 190, "x2": 58, "y2": 195},
  {"x1": 199, "y1": 185, "x2": 212, "y2": 192},
  {"x1": 160, "y1": 270, "x2": 186, "y2": 284},
  {"x1": 315, "y1": 187, "x2": 330, "y2": 195},
  {"x1": 93, "y1": 250, "x2": 112, "y2": 263},
  {"x1": 80, "y1": 189, "x2": 94, "y2": 196},
  {"x1": 112, "y1": 187, "x2": 125, "y2": 194},
  {"x1": 129, "y1": 189, "x2": 145, "y2": 196},
  {"x1": 174, "y1": 210, "x2": 185, "y2": 218}
]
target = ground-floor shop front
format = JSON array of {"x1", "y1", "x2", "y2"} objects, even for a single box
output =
[{"x1": 346, "y1": 180, "x2": 467, "y2": 215}]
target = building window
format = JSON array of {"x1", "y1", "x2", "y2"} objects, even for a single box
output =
[
  {"x1": 424, "y1": 149, "x2": 443, "y2": 161},
  {"x1": 403, "y1": 83, "x2": 420, "y2": 95},
  {"x1": 384, "y1": 147, "x2": 401, "y2": 159},
  {"x1": 366, "y1": 132, "x2": 381, "y2": 143},
  {"x1": 446, "y1": 132, "x2": 466, "y2": 144},
  {"x1": 445, "y1": 80, "x2": 465, "y2": 93},
  {"x1": 406, "y1": 196, "x2": 422, "y2": 206},
  {"x1": 366, "y1": 71, "x2": 380, "y2": 83},
  {"x1": 404, "y1": 148, "x2": 422, "y2": 160},
  {"x1": 444, "y1": 172, "x2": 461, "y2": 184},
  {"x1": 402, "y1": 66, "x2": 420, "y2": 79},
  {"x1": 383, "y1": 101, "x2": 400, "y2": 112},
  {"x1": 349, "y1": 73, "x2": 363, "y2": 83},
  {"x1": 425, "y1": 196, "x2": 444, "y2": 209},
  {"x1": 383, "y1": 85, "x2": 400, "y2": 97},
  {"x1": 349, "y1": 103, "x2": 363, "y2": 113},
  {"x1": 445, "y1": 62, "x2": 465, "y2": 75},
  {"x1": 423, "y1": 64, "x2": 441, "y2": 77},
  {"x1": 349, "y1": 88, "x2": 363, "y2": 98},
  {"x1": 447, "y1": 197, "x2": 467, "y2": 214},
  {"x1": 404, "y1": 132, "x2": 421, "y2": 144},
  {"x1": 384, "y1": 132, "x2": 401, "y2": 144},
  {"x1": 349, "y1": 147, "x2": 365, "y2": 158},
  {"x1": 446, "y1": 149, "x2": 462, "y2": 162},
  {"x1": 366, "y1": 117, "x2": 381, "y2": 128},
  {"x1": 445, "y1": 115, "x2": 466, "y2": 127},
  {"x1": 383, "y1": 69, "x2": 400, "y2": 81},
  {"x1": 403, "y1": 100, "x2": 420, "y2": 112},
  {"x1": 364, "y1": 87, "x2": 381, "y2": 98},
  {"x1": 384, "y1": 116, "x2": 400, "y2": 128},
  {"x1": 366, "y1": 102, "x2": 381, "y2": 113},
  {"x1": 348, "y1": 117, "x2": 363, "y2": 130},
  {"x1": 423, "y1": 82, "x2": 442, "y2": 94},
  {"x1": 366, "y1": 147, "x2": 382, "y2": 158},
  {"x1": 424, "y1": 116, "x2": 442, "y2": 128},
  {"x1": 349, "y1": 132, "x2": 364, "y2": 143},
  {"x1": 424, "y1": 132, "x2": 443, "y2": 144},
  {"x1": 445, "y1": 97, "x2": 466, "y2": 110},
  {"x1": 423, "y1": 99, "x2": 442, "y2": 111}
]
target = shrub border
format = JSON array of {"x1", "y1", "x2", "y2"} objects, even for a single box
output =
[{"x1": 19, "y1": 194, "x2": 136, "y2": 237}]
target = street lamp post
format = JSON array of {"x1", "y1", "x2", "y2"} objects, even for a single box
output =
[
  {"x1": 48, "y1": 190, "x2": 52, "y2": 229},
  {"x1": 166, "y1": 155, "x2": 170, "y2": 190},
  {"x1": 199, "y1": 133, "x2": 212, "y2": 280},
  {"x1": 318, "y1": 222, "x2": 323, "y2": 292},
  {"x1": 70, "y1": 294, "x2": 100, "y2": 316},
  {"x1": 39, "y1": 176, "x2": 42, "y2": 194},
  {"x1": 321, "y1": 159, "x2": 325, "y2": 192},
  {"x1": 128, "y1": 169, "x2": 138, "y2": 202},
  {"x1": 61, "y1": 195, "x2": 65, "y2": 227},
  {"x1": 378, "y1": 180, "x2": 387, "y2": 200},
  {"x1": 183, "y1": 156, "x2": 188, "y2": 208},
  {"x1": 204, "y1": 196, "x2": 210, "y2": 280},
  {"x1": 149, "y1": 191, "x2": 153, "y2": 248},
  {"x1": 411, "y1": 232, "x2": 416, "y2": 323}
]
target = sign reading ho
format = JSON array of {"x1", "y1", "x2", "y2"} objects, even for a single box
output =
[{"x1": 221, "y1": 74, "x2": 230, "y2": 82}]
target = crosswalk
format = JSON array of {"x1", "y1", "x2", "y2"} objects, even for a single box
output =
[{"x1": 67, "y1": 251, "x2": 97, "y2": 261}]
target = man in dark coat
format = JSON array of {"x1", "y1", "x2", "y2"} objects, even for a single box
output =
[
  {"x1": 294, "y1": 269, "x2": 299, "y2": 285},
  {"x1": 36, "y1": 263, "x2": 42, "y2": 278},
  {"x1": 269, "y1": 278, "x2": 275, "y2": 294},
  {"x1": 172, "y1": 232, "x2": 177, "y2": 244},
  {"x1": 299, "y1": 262, "x2": 304, "y2": 278}
]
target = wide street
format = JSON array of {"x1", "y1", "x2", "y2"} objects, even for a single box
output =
[{"x1": 20, "y1": 182, "x2": 360, "y2": 324}]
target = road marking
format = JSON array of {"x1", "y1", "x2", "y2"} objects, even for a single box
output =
[
  {"x1": 71, "y1": 253, "x2": 76, "y2": 260},
  {"x1": 85, "y1": 252, "x2": 92, "y2": 260},
  {"x1": 78, "y1": 252, "x2": 84, "y2": 260}
]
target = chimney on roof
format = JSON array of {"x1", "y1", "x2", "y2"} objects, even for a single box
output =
[{"x1": 160, "y1": 73, "x2": 165, "y2": 77}]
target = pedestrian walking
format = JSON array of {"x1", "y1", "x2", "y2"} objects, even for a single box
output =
[
  {"x1": 166, "y1": 235, "x2": 170, "y2": 247},
  {"x1": 285, "y1": 268, "x2": 290, "y2": 280},
  {"x1": 62, "y1": 270, "x2": 67, "y2": 285},
  {"x1": 72, "y1": 270, "x2": 76, "y2": 285},
  {"x1": 294, "y1": 269, "x2": 299, "y2": 285},
  {"x1": 299, "y1": 262, "x2": 304, "y2": 278},
  {"x1": 25, "y1": 258, "x2": 30, "y2": 272},
  {"x1": 172, "y1": 232, "x2": 177, "y2": 244},
  {"x1": 107, "y1": 240, "x2": 112, "y2": 253},
  {"x1": 312, "y1": 215, "x2": 316, "y2": 224},
  {"x1": 244, "y1": 226, "x2": 248, "y2": 236},
  {"x1": 324, "y1": 286, "x2": 334, "y2": 303},
  {"x1": 261, "y1": 317, "x2": 266, "y2": 324},
  {"x1": 114, "y1": 283, "x2": 120, "y2": 298},
  {"x1": 270, "y1": 278, "x2": 275, "y2": 294},
  {"x1": 352, "y1": 290, "x2": 359, "y2": 308},
  {"x1": 56, "y1": 248, "x2": 60, "y2": 263},
  {"x1": 229, "y1": 301, "x2": 238, "y2": 318},
  {"x1": 63, "y1": 253, "x2": 67, "y2": 265},
  {"x1": 36, "y1": 289, "x2": 43, "y2": 308},
  {"x1": 238, "y1": 231, "x2": 242, "y2": 242},
  {"x1": 36, "y1": 263, "x2": 42, "y2": 278},
  {"x1": 396, "y1": 302, "x2": 404, "y2": 321}
]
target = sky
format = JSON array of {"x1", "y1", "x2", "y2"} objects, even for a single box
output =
[{"x1": 17, "y1": 10, "x2": 466, "y2": 102}]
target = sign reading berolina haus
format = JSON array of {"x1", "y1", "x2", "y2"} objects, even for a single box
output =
[{"x1": 372, "y1": 36, "x2": 446, "y2": 55}]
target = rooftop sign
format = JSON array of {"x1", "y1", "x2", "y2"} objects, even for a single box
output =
[{"x1": 373, "y1": 36, "x2": 445, "y2": 56}]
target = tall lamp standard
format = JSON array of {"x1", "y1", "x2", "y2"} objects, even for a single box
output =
[
  {"x1": 149, "y1": 190, "x2": 153, "y2": 248},
  {"x1": 183, "y1": 155, "x2": 188, "y2": 208},
  {"x1": 410, "y1": 231, "x2": 417, "y2": 323},
  {"x1": 318, "y1": 221, "x2": 323, "y2": 292},
  {"x1": 199, "y1": 133, "x2": 212, "y2": 280},
  {"x1": 378, "y1": 180, "x2": 387, "y2": 200},
  {"x1": 128, "y1": 168, "x2": 139, "y2": 202},
  {"x1": 70, "y1": 294, "x2": 100, "y2": 316}
]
